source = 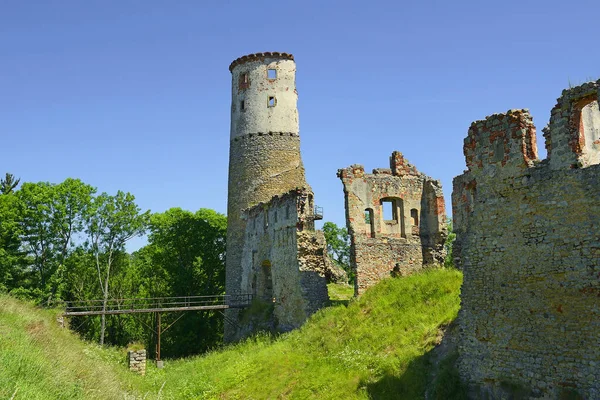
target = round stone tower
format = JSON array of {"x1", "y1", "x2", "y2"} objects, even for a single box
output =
[{"x1": 225, "y1": 52, "x2": 307, "y2": 341}]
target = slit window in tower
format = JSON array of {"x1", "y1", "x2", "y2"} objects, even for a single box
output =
[
  {"x1": 268, "y1": 96, "x2": 276, "y2": 107},
  {"x1": 240, "y1": 100, "x2": 245, "y2": 111},
  {"x1": 239, "y1": 73, "x2": 250, "y2": 89},
  {"x1": 267, "y1": 69, "x2": 277, "y2": 80}
]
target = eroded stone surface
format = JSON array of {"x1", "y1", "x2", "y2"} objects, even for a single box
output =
[
  {"x1": 453, "y1": 81, "x2": 600, "y2": 399},
  {"x1": 338, "y1": 152, "x2": 447, "y2": 295}
]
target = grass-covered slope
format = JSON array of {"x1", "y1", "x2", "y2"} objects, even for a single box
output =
[
  {"x1": 136, "y1": 268, "x2": 462, "y2": 399},
  {"x1": 0, "y1": 268, "x2": 462, "y2": 399},
  {"x1": 0, "y1": 295, "x2": 136, "y2": 399}
]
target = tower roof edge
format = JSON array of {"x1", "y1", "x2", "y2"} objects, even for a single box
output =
[{"x1": 229, "y1": 52, "x2": 295, "y2": 72}]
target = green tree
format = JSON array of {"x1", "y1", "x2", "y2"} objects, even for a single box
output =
[
  {"x1": 84, "y1": 191, "x2": 149, "y2": 345},
  {"x1": 0, "y1": 192, "x2": 24, "y2": 291},
  {"x1": 15, "y1": 179, "x2": 95, "y2": 302},
  {"x1": 17, "y1": 182, "x2": 56, "y2": 289},
  {"x1": 444, "y1": 219, "x2": 456, "y2": 268},
  {"x1": 1, "y1": 173, "x2": 20, "y2": 194},
  {"x1": 322, "y1": 222, "x2": 353, "y2": 283},
  {"x1": 133, "y1": 207, "x2": 227, "y2": 356}
]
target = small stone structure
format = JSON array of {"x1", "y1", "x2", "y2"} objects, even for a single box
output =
[
  {"x1": 338, "y1": 152, "x2": 447, "y2": 295},
  {"x1": 127, "y1": 349, "x2": 146, "y2": 375},
  {"x1": 452, "y1": 81, "x2": 600, "y2": 399},
  {"x1": 225, "y1": 53, "x2": 330, "y2": 341}
]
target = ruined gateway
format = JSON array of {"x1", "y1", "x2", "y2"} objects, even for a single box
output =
[
  {"x1": 338, "y1": 152, "x2": 448, "y2": 295},
  {"x1": 452, "y1": 81, "x2": 600, "y2": 399},
  {"x1": 224, "y1": 52, "x2": 331, "y2": 341}
]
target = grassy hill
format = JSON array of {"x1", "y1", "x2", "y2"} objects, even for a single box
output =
[{"x1": 0, "y1": 267, "x2": 463, "y2": 400}]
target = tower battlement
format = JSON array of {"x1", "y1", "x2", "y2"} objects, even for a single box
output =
[{"x1": 228, "y1": 52, "x2": 294, "y2": 72}]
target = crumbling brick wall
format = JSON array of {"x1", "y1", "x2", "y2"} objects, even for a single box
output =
[
  {"x1": 235, "y1": 188, "x2": 329, "y2": 339},
  {"x1": 452, "y1": 81, "x2": 600, "y2": 399},
  {"x1": 338, "y1": 152, "x2": 447, "y2": 295}
]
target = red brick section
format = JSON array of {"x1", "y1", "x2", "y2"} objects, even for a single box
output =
[
  {"x1": 464, "y1": 110, "x2": 537, "y2": 171},
  {"x1": 569, "y1": 95, "x2": 597, "y2": 158}
]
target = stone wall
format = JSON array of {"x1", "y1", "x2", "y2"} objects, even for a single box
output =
[
  {"x1": 338, "y1": 151, "x2": 447, "y2": 295},
  {"x1": 452, "y1": 81, "x2": 600, "y2": 399},
  {"x1": 233, "y1": 188, "x2": 329, "y2": 340},
  {"x1": 127, "y1": 349, "x2": 146, "y2": 375}
]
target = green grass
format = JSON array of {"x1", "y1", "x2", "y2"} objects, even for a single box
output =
[
  {"x1": 0, "y1": 267, "x2": 463, "y2": 399},
  {"x1": 0, "y1": 295, "x2": 137, "y2": 399}
]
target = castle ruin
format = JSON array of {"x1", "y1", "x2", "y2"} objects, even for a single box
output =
[
  {"x1": 338, "y1": 152, "x2": 448, "y2": 295},
  {"x1": 225, "y1": 52, "x2": 330, "y2": 341},
  {"x1": 453, "y1": 81, "x2": 600, "y2": 399}
]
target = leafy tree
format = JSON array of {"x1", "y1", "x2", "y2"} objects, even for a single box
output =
[
  {"x1": 17, "y1": 182, "x2": 56, "y2": 289},
  {"x1": 322, "y1": 222, "x2": 353, "y2": 284},
  {"x1": 444, "y1": 219, "x2": 456, "y2": 268},
  {"x1": 15, "y1": 179, "x2": 95, "y2": 302},
  {"x1": 133, "y1": 208, "x2": 227, "y2": 357},
  {"x1": 0, "y1": 192, "x2": 24, "y2": 291},
  {"x1": 84, "y1": 191, "x2": 149, "y2": 345},
  {"x1": 1, "y1": 173, "x2": 20, "y2": 194}
]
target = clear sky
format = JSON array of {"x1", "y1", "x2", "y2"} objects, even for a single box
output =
[{"x1": 1, "y1": 0, "x2": 599, "y2": 250}]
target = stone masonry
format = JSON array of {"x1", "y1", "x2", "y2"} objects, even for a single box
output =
[
  {"x1": 127, "y1": 349, "x2": 146, "y2": 375},
  {"x1": 235, "y1": 188, "x2": 329, "y2": 338},
  {"x1": 338, "y1": 151, "x2": 447, "y2": 295},
  {"x1": 225, "y1": 53, "x2": 330, "y2": 341},
  {"x1": 452, "y1": 81, "x2": 600, "y2": 399}
]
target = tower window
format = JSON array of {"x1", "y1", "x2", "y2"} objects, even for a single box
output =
[
  {"x1": 267, "y1": 69, "x2": 277, "y2": 80},
  {"x1": 240, "y1": 100, "x2": 245, "y2": 111},
  {"x1": 239, "y1": 73, "x2": 250, "y2": 89},
  {"x1": 268, "y1": 96, "x2": 276, "y2": 107}
]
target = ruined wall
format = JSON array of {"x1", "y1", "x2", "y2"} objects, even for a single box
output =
[
  {"x1": 453, "y1": 81, "x2": 600, "y2": 399},
  {"x1": 234, "y1": 189, "x2": 328, "y2": 340},
  {"x1": 338, "y1": 152, "x2": 447, "y2": 295},
  {"x1": 127, "y1": 350, "x2": 146, "y2": 375},
  {"x1": 225, "y1": 53, "x2": 307, "y2": 341}
]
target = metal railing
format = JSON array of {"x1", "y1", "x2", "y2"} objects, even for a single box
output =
[
  {"x1": 313, "y1": 205, "x2": 323, "y2": 220},
  {"x1": 62, "y1": 294, "x2": 253, "y2": 316}
]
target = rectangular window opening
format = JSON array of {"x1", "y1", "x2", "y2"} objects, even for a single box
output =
[
  {"x1": 239, "y1": 73, "x2": 250, "y2": 89},
  {"x1": 267, "y1": 69, "x2": 277, "y2": 80},
  {"x1": 268, "y1": 96, "x2": 276, "y2": 107},
  {"x1": 382, "y1": 201, "x2": 394, "y2": 221},
  {"x1": 240, "y1": 100, "x2": 245, "y2": 111}
]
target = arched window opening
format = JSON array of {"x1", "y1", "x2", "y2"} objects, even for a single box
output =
[
  {"x1": 365, "y1": 208, "x2": 375, "y2": 238},
  {"x1": 410, "y1": 208, "x2": 419, "y2": 235},
  {"x1": 411, "y1": 209, "x2": 419, "y2": 227},
  {"x1": 260, "y1": 260, "x2": 274, "y2": 302}
]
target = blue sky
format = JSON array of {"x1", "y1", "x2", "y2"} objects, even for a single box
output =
[{"x1": 1, "y1": 0, "x2": 598, "y2": 250}]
